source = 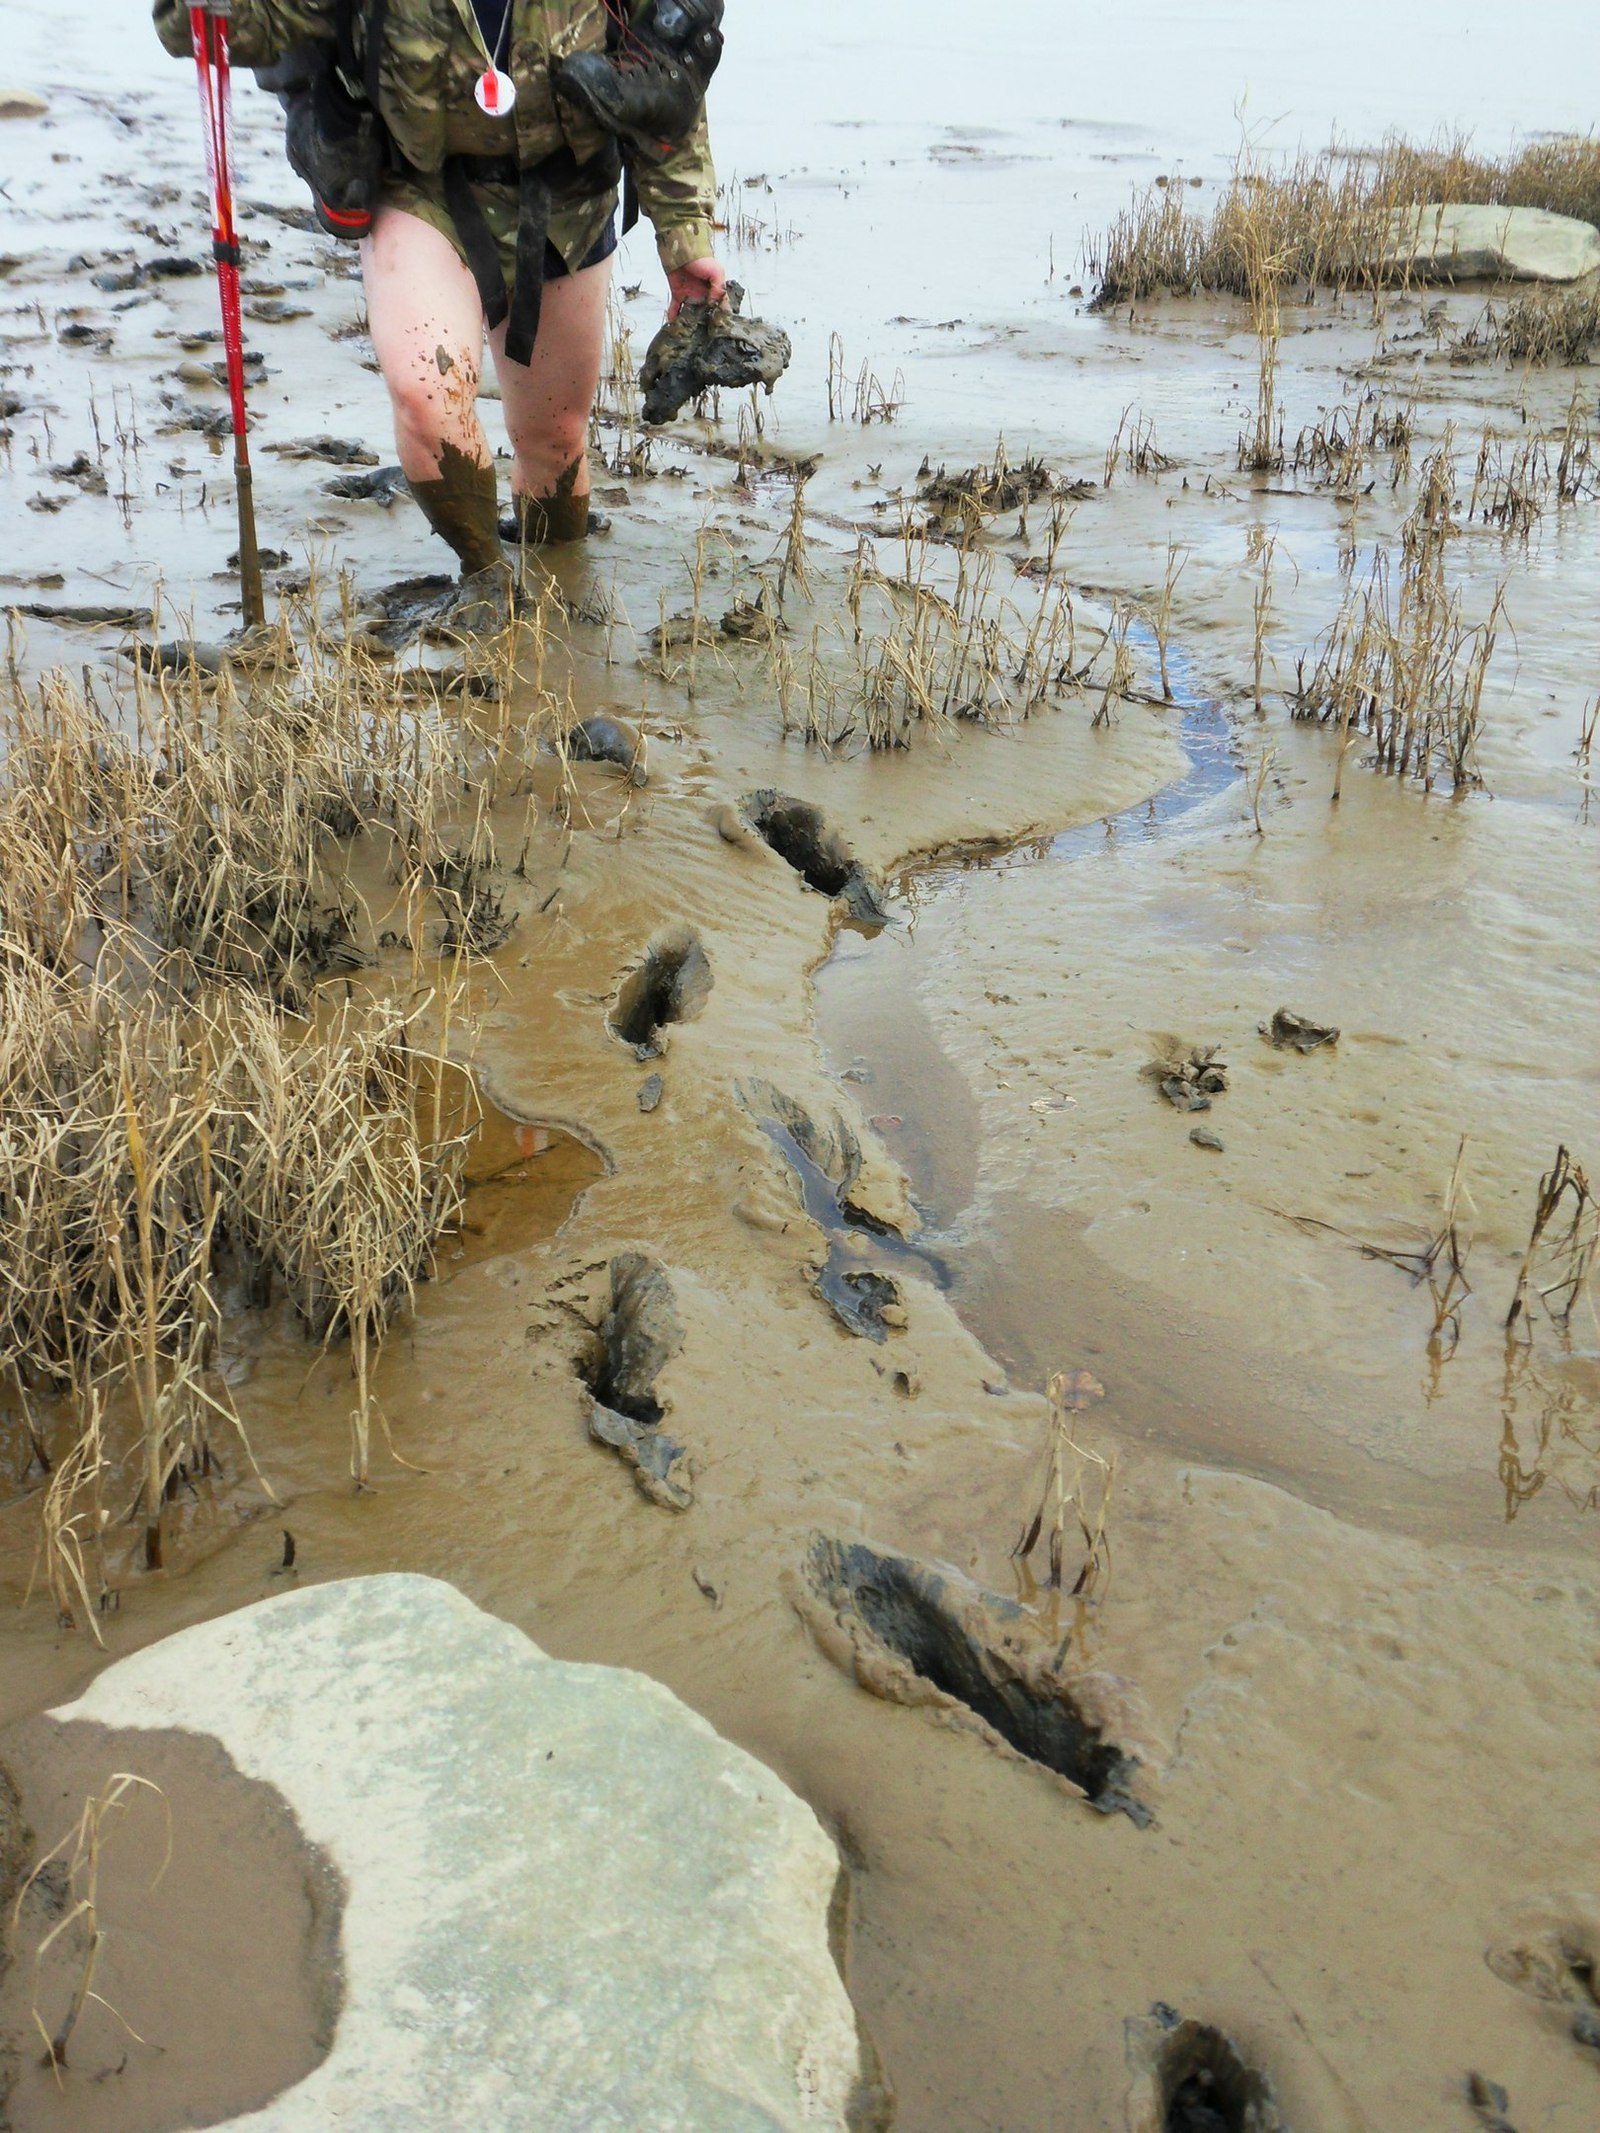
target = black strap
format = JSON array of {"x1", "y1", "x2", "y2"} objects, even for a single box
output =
[
  {"x1": 333, "y1": 0, "x2": 388, "y2": 107},
  {"x1": 363, "y1": 0, "x2": 387, "y2": 108},
  {"x1": 441, "y1": 157, "x2": 512, "y2": 334},
  {"x1": 622, "y1": 157, "x2": 640, "y2": 238},
  {"x1": 505, "y1": 164, "x2": 551, "y2": 366}
]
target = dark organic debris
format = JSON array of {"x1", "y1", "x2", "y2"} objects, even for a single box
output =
[
  {"x1": 1146, "y1": 1040, "x2": 1228, "y2": 1111},
  {"x1": 640, "y1": 280, "x2": 792, "y2": 425},
  {"x1": 366, "y1": 571, "x2": 456, "y2": 621},
  {"x1": 158, "y1": 395, "x2": 239, "y2": 440},
  {"x1": 127, "y1": 638, "x2": 226, "y2": 677},
  {"x1": 1467, "y1": 2072, "x2": 1518, "y2": 2133},
  {"x1": 1260, "y1": 1007, "x2": 1340, "y2": 1053},
  {"x1": 920, "y1": 454, "x2": 1058, "y2": 520},
  {"x1": 610, "y1": 928, "x2": 713, "y2": 1058},
  {"x1": 17, "y1": 601, "x2": 148, "y2": 628},
  {"x1": 578, "y1": 1253, "x2": 692, "y2": 1510},
  {"x1": 740, "y1": 789, "x2": 887, "y2": 926},
  {"x1": 568, "y1": 714, "x2": 647, "y2": 786},
  {"x1": 827, "y1": 1267, "x2": 904, "y2": 1343},
  {"x1": 50, "y1": 450, "x2": 108, "y2": 495},
  {"x1": 228, "y1": 546, "x2": 292, "y2": 572},
  {"x1": 270, "y1": 435, "x2": 379, "y2": 466},
  {"x1": 803, "y1": 1538, "x2": 1150, "y2": 1822},
  {"x1": 324, "y1": 463, "x2": 408, "y2": 507}
]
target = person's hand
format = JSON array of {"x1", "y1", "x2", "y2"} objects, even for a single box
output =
[{"x1": 667, "y1": 256, "x2": 727, "y2": 320}]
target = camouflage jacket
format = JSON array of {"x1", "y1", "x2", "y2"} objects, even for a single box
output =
[{"x1": 153, "y1": 0, "x2": 716, "y2": 269}]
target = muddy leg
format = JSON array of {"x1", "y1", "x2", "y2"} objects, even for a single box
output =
[
  {"x1": 361, "y1": 207, "x2": 503, "y2": 576},
  {"x1": 489, "y1": 252, "x2": 612, "y2": 545}
]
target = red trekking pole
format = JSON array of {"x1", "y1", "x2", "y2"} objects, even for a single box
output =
[{"x1": 190, "y1": 2, "x2": 266, "y2": 629}]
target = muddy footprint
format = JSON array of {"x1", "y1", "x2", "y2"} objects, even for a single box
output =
[
  {"x1": 609, "y1": 927, "x2": 713, "y2": 1059},
  {"x1": 1124, "y1": 2007, "x2": 1286, "y2": 2132},
  {"x1": 576, "y1": 1253, "x2": 693, "y2": 1510},
  {"x1": 740, "y1": 790, "x2": 887, "y2": 927},
  {"x1": 800, "y1": 1538, "x2": 1151, "y2": 1823},
  {"x1": 1486, "y1": 1904, "x2": 1600, "y2": 2064}
]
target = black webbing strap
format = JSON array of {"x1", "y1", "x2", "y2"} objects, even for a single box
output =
[
  {"x1": 333, "y1": 0, "x2": 388, "y2": 108},
  {"x1": 622, "y1": 158, "x2": 640, "y2": 238},
  {"x1": 505, "y1": 163, "x2": 552, "y2": 365},
  {"x1": 441, "y1": 157, "x2": 514, "y2": 335}
]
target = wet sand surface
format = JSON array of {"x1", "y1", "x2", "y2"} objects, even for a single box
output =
[{"x1": 2, "y1": 2, "x2": 1599, "y2": 2129}]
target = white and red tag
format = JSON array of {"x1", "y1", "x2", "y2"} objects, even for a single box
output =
[{"x1": 475, "y1": 66, "x2": 517, "y2": 116}]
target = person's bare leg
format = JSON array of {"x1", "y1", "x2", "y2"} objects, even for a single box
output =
[
  {"x1": 361, "y1": 206, "x2": 502, "y2": 575},
  {"x1": 489, "y1": 253, "x2": 612, "y2": 544}
]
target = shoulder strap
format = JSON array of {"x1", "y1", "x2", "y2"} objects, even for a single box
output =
[
  {"x1": 363, "y1": 0, "x2": 388, "y2": 108},
  {"x1": 333, "y1": 0, "x2": 388, "y2": 108}
]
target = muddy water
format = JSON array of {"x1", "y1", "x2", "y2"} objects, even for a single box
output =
[{"x1": 3, "y1": 4, "x2": 1600, "y2": 2132}]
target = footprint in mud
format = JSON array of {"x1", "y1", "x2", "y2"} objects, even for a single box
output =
[
  {"x1": 576, "y1": 1252, "x2": 693, "y2": 1510},
  {"x1": 739, "y1": 790, "x2": 888, "y2": 928},
  {"x1": 799, "y1": 1538, "x2": 1151, "y2": 1824},
  {"x1": 1486, "y1": 1905, "x2": 1600, "y2": 2065},
  {"x1": 745, "y1": 1082, "x2": 946, "y2": 1338},
  {"x1": 609, "y1": 927, "x2": 713, "y2": 1059},
  {"x1": 1124, "y1": 2007, "x2": 1286, "y2": 2133}
]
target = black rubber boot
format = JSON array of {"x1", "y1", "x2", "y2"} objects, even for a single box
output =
[{"x1": 553, "y1": 0, "x2": 724, "y2": 162}]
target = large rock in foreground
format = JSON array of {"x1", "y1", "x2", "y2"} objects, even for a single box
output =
[
  {"x1": 1377, "y1": 202, "x2": 1600, "y2": 283},
  {"x1": 59, "y1": 1575, "x2": 874, "y2": 2131}
]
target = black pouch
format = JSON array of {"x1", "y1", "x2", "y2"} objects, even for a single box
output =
[{"x1": 275, "y1": 0, "x2": 389, "y2": 241}]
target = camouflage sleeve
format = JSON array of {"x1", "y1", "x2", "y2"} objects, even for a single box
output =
[
  {"x1": 631, "y1": 109, "x2": 718, "y2": 273},
  {"x1": 152, "y1": 0, "x2": 337, "y2": 66}
]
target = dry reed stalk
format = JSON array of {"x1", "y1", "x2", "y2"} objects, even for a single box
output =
[
  {"x1": 1506, "y1": 1146, "x2": 1598, "y2": 1337},
  {"x1": 1292, "y1": 435, "x2": 1505, "y2": 794},
  {"x1": 12, "y1": 1771, "x2": 170, "y2": 2072},
  {"x1": 1011, "y1": 1369, "x2": 1116, "y2": 1603}
]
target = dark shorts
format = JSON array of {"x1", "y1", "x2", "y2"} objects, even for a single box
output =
[{"x1": 548, "y1": 214, "x2": 618, "y2": 280}]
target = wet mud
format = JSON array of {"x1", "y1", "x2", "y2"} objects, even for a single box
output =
[
  {"x1": 2, "y1": 6, "x2": 1599, "y2": 2131},
  {"x1": 743, "y1": 789, "x2": 888, "y2": 925},
  {"x1": 1124, "y1": 2008, "x2": 1285, "y2": 2133}
]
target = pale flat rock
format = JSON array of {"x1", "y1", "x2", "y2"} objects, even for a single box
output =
[
  {"x1": 1378, "y1": 201, "x2": 1600, "y2": 283},
  {"x1": 0, "y1": 88, "x2": 47, "y2": 117},
  {"x1": 58, "y1": 1575, "x2": 869, "y2": 2132}
]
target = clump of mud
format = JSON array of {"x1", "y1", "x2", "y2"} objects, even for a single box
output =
[
  {"x1": 741, "y1": 790, "x2": 887, "y2": 926},
  {"x1": 577, "y1": 1253, "x2": 693, "y2": 1510},
  {"x1": 640, "y1": 282, "x2": 792, "y2": 425},
  {"x1": 609, "y1": 927, "x2": 713, "y2": 1058},
  {"x1": 800, "y1": 1537, "x2": 1151, "y2": 1823},
  {"x1": 1124, "y1": 2007, "x2": 1286, "y2": 2133}
]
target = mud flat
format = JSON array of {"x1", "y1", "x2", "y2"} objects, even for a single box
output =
[{"x1": 1, "y1": 3, "x2": 1599, "y2": 2130}]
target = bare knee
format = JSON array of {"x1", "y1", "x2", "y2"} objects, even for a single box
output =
[{"x1": 384, "y1": 354, "x2": 482, "y2": 471}]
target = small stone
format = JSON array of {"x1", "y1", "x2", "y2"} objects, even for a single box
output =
[
  {"x1": 877, "y1": 1302, "x2": 908, "y2": 1329},
  {"x1": 0, "y1": 89, "x2": 47, "y2": 118},
  {"x1": 1190, "y1": 1125, "x2": 1225, "y2": 1152},
  {"x1": 637, "y1": 1073, "x2": 663, "y2": 1113}
]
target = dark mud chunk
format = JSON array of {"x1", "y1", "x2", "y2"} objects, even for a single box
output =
[
  {"x1": 741, "y1": 790, "x2": 887, "y2": 926},
  {"x1": 1486, "y1": 1905, "x2": 1600, "y2": 2063},
  {"x1": 803, "y1": 1538, "x2": 1150, "y2": 1822},
  {"x1": 1125, "y1": 2009, "x2": 1286, "y2": 2133},
  {"x1": 828, "y1": 1268, "x2": 903, "y2": 1342},
  {"x1": 324, "y1": 463, "x2": 408, "y2": 507},
  {"x1": 637, "y1": 1073, "x2": 664, "y2": 1113},
  {"x1": 569, "y1": 714, "x2": 647, "y2": 786},
  {"x1": 578, "y1": 1253, "x2": 692, "y2": 1510},
  {"x1": 640, "y1": 281, "x2": 792, "y2": 425},
  {"x1": 270, "y1": 435, "x2": 379, "y2": 466},
  {"x1": 610, "y1": 927, "x2": 712, "y2": 1059},
  {"x1": 1146, "y1": 1039, "x2": 1227, "y2": 1110},
  {"x1": 1466, "y1": 2072, "x2": 1518, "y2": 2133},
  {"x1": 1260, "y1": 1007, "x2": 1339, "y2": 1053}
]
